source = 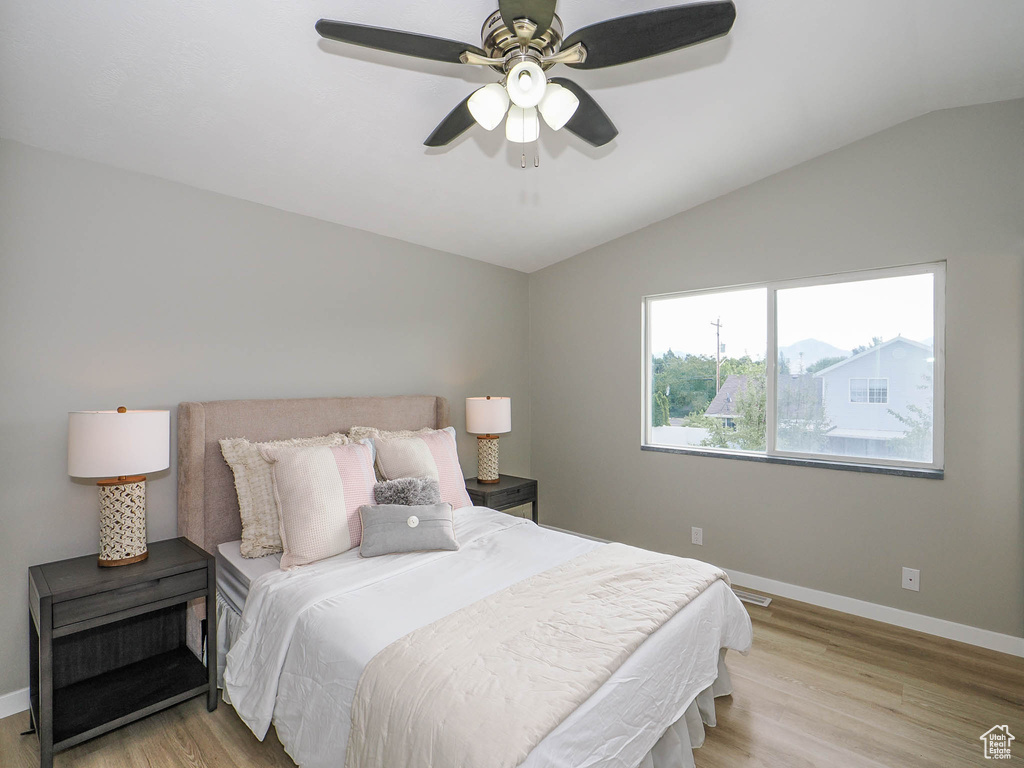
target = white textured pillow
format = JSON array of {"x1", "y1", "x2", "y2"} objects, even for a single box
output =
[
  {"x1": 347, "y1": 426, "x2": 434, "y2": 442},
  {"x1": 347, "y1": 427, "x2": 435, "y2": 480},
  {"x1": 261, "y1": 441, "x2": 377, "y2": 569},
  {"x1": 220, "y1": 432, "x2": 350, "y2": 558},
  {"x1": 372, "y1": 426, "x2": 472, "y2": 510}
]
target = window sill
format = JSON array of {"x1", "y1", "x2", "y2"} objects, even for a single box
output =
[{"x1": 640, "y1": 444, "x2": 943, "y2": 479}]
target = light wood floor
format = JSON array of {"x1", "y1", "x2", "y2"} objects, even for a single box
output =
[
  {"x1": 698, "y1": 592, "x2": 1023, "y2": 767},
  {"x1": 3, "y1": 592, "x2": 1021, "y2": 767}
]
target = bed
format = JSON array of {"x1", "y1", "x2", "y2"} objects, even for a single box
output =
[{"x1": 177, "y1": 395, "x2": 752, "y2": 768}]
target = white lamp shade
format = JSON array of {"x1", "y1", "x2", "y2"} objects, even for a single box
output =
[
  {"x1": 68, "y1": 410, "x2": 170, "y2": 478},
  {"x1": 506, "y1": 60, "x2": 547, "y2": 108},
  {"x1": 468, "y1": 83, "x2": 511, "y2": 131},
  {"x1": 538, "y1": 83, "x2": 580, "y2": 131},
  {"x1": 505, "y1": 106, "x2": 540, "y2": 143},
  {"x1": 466, "y1": 397, "x2": 512, "y2": 435}
]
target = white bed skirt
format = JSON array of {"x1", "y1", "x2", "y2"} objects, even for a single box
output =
[
  {"x1": 216, "y1": 594, "x2": 731, "y2": 768},
  {"x1": 217, "y1": 592, "x2": 243, "y2": 706},
  {"x1": 636, "y1": 648, "x2": 733, "y2": 768}
]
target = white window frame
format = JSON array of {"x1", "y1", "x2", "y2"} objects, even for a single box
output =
[
  {"x1": 642, "y1": 261, "x2": 945, "y2": 473},
  {"x1": 849, "y1": 377, "x2": 889, "y2": 404}
]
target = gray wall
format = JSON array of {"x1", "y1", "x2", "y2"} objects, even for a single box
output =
[
  {"x1": 529, "y1": 99, "x2": 1024, "y2": 637},
  {"x1": 0, "y1": 139, "x2": 531, "y2": 695}
]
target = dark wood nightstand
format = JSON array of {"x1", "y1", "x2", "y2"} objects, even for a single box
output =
[
  {"x1": 28, "y1": 537, "x2": 216, "y2": 768},
  {"x1": 465, "y1": 475, "x2": 538, "y2": 523}
]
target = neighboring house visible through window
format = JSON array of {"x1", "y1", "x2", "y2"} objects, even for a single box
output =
[
  {"x1": 643, "y1": 263, "x2": 944, "y2": 474},
  {"x1": 848, "y1": 377, "x2": 889, "y2": 404},
  {"x1": 705, "y1": 375, "x2": 746, "y2": 429}
]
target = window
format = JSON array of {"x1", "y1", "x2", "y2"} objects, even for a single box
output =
[
  {"x1": 643, "y1": 263, "x2": 944, "y2": 472},
  {"x1": 850, "y1": 378, "x2": 888, "y2": 404},
  {"x1": 646, "y1": 286, "x2": 766, "y2": 454}
]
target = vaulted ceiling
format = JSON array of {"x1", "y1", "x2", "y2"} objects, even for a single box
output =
[{"x1": 2, "y1": 1, "x2": 1022, "y2": 272}]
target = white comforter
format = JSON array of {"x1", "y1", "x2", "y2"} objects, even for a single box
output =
[{"x1": 225, "y1": 508, "x2": 752, "y2": 768}]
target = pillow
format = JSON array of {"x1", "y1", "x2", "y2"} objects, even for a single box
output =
[
  {"x1": 358, "y1": 503, "x2": 458, "y2": 557},
  {"x1": 374, "y1": 477, "x2": 441, "y2": 506},
  {"x1": 220, "y1": 432, "x2": 350, "y2": 558},
  {"x1": 260, "y1": 441, "x2": 376, "y2": 569},
  {"x1": 347, "y1": 427, "x2": 436, "y2": 480},
  {"x1": 347, "y1": 426, "x2": 435, "y2": 443},
  {"x1": 371, "y1": 426, "x2": 472, "y2": 510}
]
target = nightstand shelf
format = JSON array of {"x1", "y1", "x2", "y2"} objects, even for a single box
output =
[
  {"x1": 50, "y1": 646, "x2": 208, "y2": 748},
  {"x1": 28, "y1": 537, "x2": 216, "y2": 768},
  {"x1": 465, "y1": 475, "x2": 538, "y2": 523}
]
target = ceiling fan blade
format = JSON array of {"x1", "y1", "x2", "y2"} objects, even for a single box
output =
[
  {"x1": 424, "y1": 95, "x2": 477, "y2": 147},
  {"x1": 499, "y1": 0, "x2": 557, "y2": 39},
  {"x1": 548, "y1": 78, "x2": 618, "y2": 147},
  {"x1": 316, "y1": 20, "x2": 485, "y2": 64},
  {"x1": 562, "y1": 1, "x2": 736, "y2": 70}
]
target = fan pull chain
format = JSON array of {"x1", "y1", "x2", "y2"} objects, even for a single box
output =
[
  {"x1": 522, "y1": 112, "x2": 528, "y2": 168},
  {"x1": 519, "y1": 119, "x2": 539, "y2": 169}
]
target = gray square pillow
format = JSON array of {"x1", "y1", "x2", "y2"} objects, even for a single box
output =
[
  {"x1": 373, "y1": 477, "x2": 441, "y2": 506},
  {"x1": 358, "y1": 503, "x2": 458, "y2": 557}
]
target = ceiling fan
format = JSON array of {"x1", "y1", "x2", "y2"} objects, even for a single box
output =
[{"x1": 315, "y1": 0, "x2": 736, "y2": 150}]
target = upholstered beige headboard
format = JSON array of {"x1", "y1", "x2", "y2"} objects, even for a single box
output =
[{"x1": 176, "y1": 395, "x2": 450, "y2": 554}]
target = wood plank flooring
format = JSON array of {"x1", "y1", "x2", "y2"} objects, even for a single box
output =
[
  {"x1": 2, "y1": 591, "x2": 1021, "y2": 767},
  {"x1": 699, "y1": 592, "x2": 1024, "y2": 767}
]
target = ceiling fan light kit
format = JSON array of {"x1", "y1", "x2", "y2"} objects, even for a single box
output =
[
  {"x1": 538, "y1": 83, "x2": 579, "y2": 131},
  {"x1": 316, "y1": 0, "x2": 736, "y2": 156},
  {"x1": 506, "y1": 105, "x2": 541, "y2": 143},
  {"x1": 506, "y1": 60, "x2": 547, "y2": 108},
  {"x1": 468, "y1": 83, "x2": 511, "y2": 131}
]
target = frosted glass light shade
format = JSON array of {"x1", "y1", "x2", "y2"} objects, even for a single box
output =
[
  {"x1": 538, "y1": 83, "x2": 580, "y2": 131},
  {"x1": 468, "y1": 83, "x2": 510, "y2": 131},
  {"x1": 506, "y1": 61, "x2": 547, "y2": 108},
  {"x1": 68, "y1": 410, "x2": 170, "y2": 478},
  {"x1": 505, "y1": 106, "x2": 540, "y2": 143},
  {"x1": 466, "y1": 397, "x2": 511, "y2": 434}
]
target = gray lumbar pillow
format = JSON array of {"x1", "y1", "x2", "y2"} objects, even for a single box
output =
[
  {"x1": 373, "y1": 477, "x2": 441, "y2": 506},
  {"x1": 358, "y1": 503, "x2": 458, "y2": 557}
]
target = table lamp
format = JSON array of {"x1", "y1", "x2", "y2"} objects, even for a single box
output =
[
  {"x1": 68, "y1": 407, "x2": 170, "y2": 566},
  {"x1": 466, "y1": 396, "x2": 511, "y2": 484}
]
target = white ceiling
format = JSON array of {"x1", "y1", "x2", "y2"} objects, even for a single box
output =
[{"x1": 2, "y1": 1, "x2": 1023, "y2": 272}]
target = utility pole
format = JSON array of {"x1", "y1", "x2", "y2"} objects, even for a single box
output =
[{"x1": 711, "y1": 317, "x2": 723, "y2": 393}]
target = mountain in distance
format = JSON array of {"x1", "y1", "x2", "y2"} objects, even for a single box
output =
[{"x1": 778, "y1": 339, "x2": 850, "y2": 371}]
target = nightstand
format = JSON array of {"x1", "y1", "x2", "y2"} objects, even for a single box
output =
[
  {"x1": 465, "y1": 474, "x2": 538, "y2": 523},
  {"x1": 28, "y1": 537, "x2": 216, "y2": 768}
]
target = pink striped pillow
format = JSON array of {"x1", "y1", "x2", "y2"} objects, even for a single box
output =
[
  {"x1": 373, "y1": 427, "x2": 472, "y2": 510},
  {"x1": 260, "y1": 441, "x2": 377, "y2": 569}
]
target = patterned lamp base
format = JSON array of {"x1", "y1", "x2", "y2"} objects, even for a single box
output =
[
  {"x1": 97, "y1": 476, "x2": 149, "y2": 567},
  {"x1": 477, "y1": 436, "x2": 500, "y2": 483}
]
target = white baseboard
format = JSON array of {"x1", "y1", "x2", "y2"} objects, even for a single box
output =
[
  {"x1": 726, "y1": 568, "x2": 1024, "y2": 658},
  {"x1": 0, "y1": 687, "x2": 29, "y2": 719},
  {"x1": 543, "y1": 525, "x2": 1024, "y2": 658}
]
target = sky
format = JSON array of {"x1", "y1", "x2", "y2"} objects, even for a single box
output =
[{"x1": 650, "y1": 273, "x2": 935, "y2": 358}]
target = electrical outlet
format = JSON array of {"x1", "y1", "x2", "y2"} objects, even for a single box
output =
[
  {"x1": 902, "y1": 567, "x2": 920, "y2": 591},
  {"x1": 691, "y1": 527, "x2": 703, "y2": 546}
]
